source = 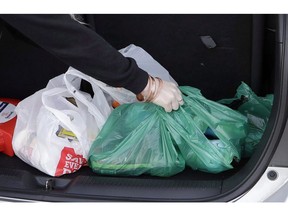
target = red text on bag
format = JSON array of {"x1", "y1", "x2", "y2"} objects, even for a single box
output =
[{"x1": 55, "y1": 147, "x2": 87, "y2": 176}]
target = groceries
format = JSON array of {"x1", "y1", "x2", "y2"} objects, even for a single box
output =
[
  {"x1": 218, "y1": 82, "x2": 274, "y2": 158},
  {"x1": 11, "y1": 69, "x2": 137, "y2": 177},
  {"x1": 88, "y1": 86, "x2": 248, "y2": 176},
  {"x1": 3, "y1": 45, "x2": 273, "y2": 177}
]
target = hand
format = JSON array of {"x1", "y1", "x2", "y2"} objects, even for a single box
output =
[
  {"x1": 152, "y1": 79, "x2": 184, "y2": 112},
  {"x1": 137, "y1": 76, "x2": 184, "y2": 112}
]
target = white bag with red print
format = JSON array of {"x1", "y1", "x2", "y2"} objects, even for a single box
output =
[{"x1": 12, "y1": 68, "x2": 136, "y2": 176}]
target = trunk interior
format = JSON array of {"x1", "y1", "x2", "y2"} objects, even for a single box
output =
[{"x1": 0, "y1": 14, "x2": 283, "y2": 201}]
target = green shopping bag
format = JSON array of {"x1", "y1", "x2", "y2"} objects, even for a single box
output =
[
  {"x1": 219, "y1": 82, "x2": 274, "y2": 157},
  {"x1": 88, "y1": 86, "x2": 248, "y2": 176},
  {"x1": 173, "y1": 86, "x2": 248, "y2": 173},
  {"x1": 88, "y1": 102, "x2": 185, "y2": 177}
]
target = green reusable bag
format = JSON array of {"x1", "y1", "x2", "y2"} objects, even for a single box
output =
[
  {"x1": 219, "y1": 82, "x2": 274, "y2": 157},
  {"x1": 88, "y1": 102, "x2": 186, "y2": 177},
  {"x1": 173, "y1": 86, "x2": 248, "y2": 173},
  {"x1": 88, "y1": 86, "x2": 248, "y2": 176}
]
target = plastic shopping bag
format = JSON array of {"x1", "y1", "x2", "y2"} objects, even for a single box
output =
[
  {"x1": 119, "y1": 44, "x2": 178, "y2": 85},
  {"x1": 174, "y1": 86, "x2": 248, "y2": 173},
  {"x1": 219, "y1": 82, "x2": 274, "y2": 157},
  {"x1": 89, "y1": 102, "x2": 185, "y2": 177},
  {"x1": 12, "y1": 87, "x2": 97, "y2": 176},
  {"x1": 88, "y1": 86, "x2": 248, "y2": 177},
  {"x1": 12, "y1": 69, "x2": 136, "y2": 177}
]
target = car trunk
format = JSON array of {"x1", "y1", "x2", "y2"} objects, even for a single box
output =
[{"x1": 0, "y1": 14, "x2": 287, "y2": 202}]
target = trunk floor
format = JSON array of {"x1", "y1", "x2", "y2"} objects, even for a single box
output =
[{"x1": 0, "y1": 153, "x2": 249, "y2": 201}]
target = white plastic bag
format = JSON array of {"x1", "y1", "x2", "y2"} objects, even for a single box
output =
[
  {"x1": 13, "y1": 87, "x2": 96, "y2": 176},
  {"x1": 12, "y1": 69, "x2": 136, "y2": 176},
  {"x1": 119, "y1": 44, "x2": 178, "y2": 85}
]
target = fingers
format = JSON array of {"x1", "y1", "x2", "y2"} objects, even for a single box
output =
[
  {"x1": 173, "y1": 87, "x2": 184, "y2": 106},
  {"x1": 178, "y1": 99, "x2": 184, "y2": 106},
  {"x1": 163, "y1": 99, "x2": 183, "y2": 112},
  {"x1": 155, "y1": 83, "x2": 183, "y2": 112},
  {"x1": 164, "y1": 104, "x2": 173, "y2": 112},
  {"x1": 171, "y1": 98, "x2": 180, "y2": 111},
  {"x1": 165, "y1": 84, "x2": 183, "y2": 110}
]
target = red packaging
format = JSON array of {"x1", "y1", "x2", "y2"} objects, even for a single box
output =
[{"x1": 0, "y1": 98, "x2": 20, "y2": 157}]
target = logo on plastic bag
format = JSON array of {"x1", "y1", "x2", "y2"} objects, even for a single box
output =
[{"x1": 55, "y1": 147, "x2": 87, "y2": 176}]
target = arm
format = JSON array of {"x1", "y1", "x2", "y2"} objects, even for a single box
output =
[
  {"x1": 0, "y1": 14, "x2": 183, "y2": 112},
  {"x1": 0, "y1": 14, "x2": 149, "y2": 94}
]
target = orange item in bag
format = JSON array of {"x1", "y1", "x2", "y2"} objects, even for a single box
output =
[
  {"x1": 0, "y1": 98, "x2": 20, "y2": 157},
  {"x1": 112, "y1": 100, "x2": 120, "y2": 109}
]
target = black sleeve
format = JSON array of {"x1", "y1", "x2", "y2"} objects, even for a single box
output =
[{"x1": 0, "y1": 14, "x2": 149, "y2": 94}]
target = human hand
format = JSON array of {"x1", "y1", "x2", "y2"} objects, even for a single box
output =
[{"x1": 137, "y1": 76, "x2": 184, "y2": 112}]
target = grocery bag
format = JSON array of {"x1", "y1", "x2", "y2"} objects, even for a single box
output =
[
  {"x1": 88, "y1": 86, "x2": 248, "y2": 177},
  {"x1": 174, "y1": 86, "x2": 247, "y2": 173},
  {"x1": 12, "y1": 69, "x2": 136, "y2": 177},
  {"x1": 218, "y1": 82, "x2": 274, "y2": 157},
  {"x1": 88, "y1": 102, "x2": 185, "y2": 177},
  {"x1": 119, "y1": 44, "x2": 178, "y2": 85}
]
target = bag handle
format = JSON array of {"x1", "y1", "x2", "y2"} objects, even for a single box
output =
[
  {"x1": 64, "y1": 67, "x2": 137, "y2": 105},
  {"x1": 41, "y1": 87, "x2": 88, "y2": 145},
  {"x1": 64, "y1": 68, "x2": 112, "y2": 127}
]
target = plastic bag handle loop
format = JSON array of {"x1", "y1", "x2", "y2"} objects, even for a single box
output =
[
  {"x1": 63, "y1": 69, "x2": 112, "y2": 128},
  {"x1": 41, "y1": 87, "x2": 87, "y2": 145}
]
